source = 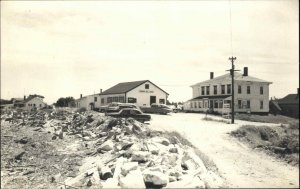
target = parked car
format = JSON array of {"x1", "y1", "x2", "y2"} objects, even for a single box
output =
[
  {"x1": 106, "y1": 103, "x2": 140, "y2": 113},
  {"x1": 140, "y1": 103, "x2": 172, "y2": 115},
  {"x1": 98, "y1": 102, "x2": 122, "y2": 112},
  {"x1": 167, "y1": 105, "x2": 181, "y2": 113},
  {"x1": 106, "y1": 108, "x2": 151, "y2": 123}
]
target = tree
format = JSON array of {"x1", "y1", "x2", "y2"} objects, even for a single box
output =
[{"x1": 55, "y1": 97, "x2": 75, "y2": 107}]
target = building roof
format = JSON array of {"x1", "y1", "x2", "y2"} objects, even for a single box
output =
[
  {"x1": 100, "y1": 80, "x2": 169, "y2": 95},
  {"x1": 278, "y1": 94, "x2": 299, "y2": 105},
  {"x1": 191, "y1": 72, "x2": 272, "y2": 87},
  {"x1": 23, "y1": 95, "x2": 44, "y2": 103},
  {"x1": 189, "y1": 95, "x2": 231, "y2": 101}
]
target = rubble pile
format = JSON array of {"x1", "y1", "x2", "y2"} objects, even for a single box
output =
[{"x1": 1, "y1": 109, "x2": 224, "y2": 189}]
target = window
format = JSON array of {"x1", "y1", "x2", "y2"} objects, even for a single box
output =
[
  {"x1": 220, "y1": 85, "x2": 225, "y2": 94},
  {"x1": 107, "y1": 97, "x2": 112, "y2": 103},
  {"x1": 201, "y1": 87, "x2": 205, "y2": 95},
  {"x1": 227, "y1": 84, "x2": 231, "y2": 94},
  {"x1": 247, "y1": 86, "x2": 251, "y2": 94},
  {"x1": 113, "y1": 97, "x2": 119, "y2": 102},
  {"x1": 128, "y1": 97, "x2": 137, "y2": 103},
  {"x1": 260, "y1": 101, "x2": 263, "y2": 109},
  {"x1": 195, "y1": 102, "x2": 197, "y2": 108},
  {"x1": 190, "y1": 102, "x2": 193, "y2": 108},
  {"x1": 130, "y1": 110, "x2": 141, "y2": 115},
  {"x1": 204, "y1": 101, "x2": 208, "y2": 108},
  {"x1": 198, "y1": 101, "x2": 201, "y2": 108},
  {"x1": 238, "y1": 85, "x2": 242, "y2": 94},
  {"x1": 159, "y1": 99, "x2": 165, "y2": 104},
  {"x1": 119, "y1": 96, "x2": 124, "y2": 103},
  {"x1": 101, "y1": 98, "x2": 105, "y2": 104},
  {"x1": 213, "y1": 85, "x2": 217, "y2": 95},
  {"x1": 247, "y1": 100, "x2": 250, "y2": 108},
  {"x1": 145, "y1": 84, "x2": 149, "y2": 89},
  {"x1": 260, "y1": 86, "x2": 263, "y2": 95},
  {"x1": 206, "y1": 86, "x2": 210, "y2": 95},
  {"x1": 40, "y1": 104, "x2": 42, "y2": 107},
  {"x1": 94, "y1": 97, "x2": 97, "y2": 102},
  {"x1": 238, "y1": 100, "x2": 242, "y2": 109},
  {"x1": 214, "y1": 101, "x2": 219, "y2": 108}
]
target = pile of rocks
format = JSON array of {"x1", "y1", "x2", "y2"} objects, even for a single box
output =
[
  {"x1": 1, "y1": 109, "x2": 224, "y2": 188},
  {"x1": 54, "y1": 114, "x2": 224, "y2": 189}
]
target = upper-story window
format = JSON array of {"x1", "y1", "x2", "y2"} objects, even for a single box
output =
[
  {"x1": 247, "y1": 86, "x2": 251, "y2": 94},
  {"x1": 94, "y1": 97, "x2": 97, "y2": 102},
  {"x1": 260, "y1": 100, "x2": 263, "y2": 109},
  {"x1": 260, "y1": 86, "x2": 263, "y2": 94},
  {"x1": 227, "y1": 84, "x2": 231, "y2": 94},
  {"x1": 213, "y1": 85, "x2": 217, "y2": 95},
  {"x1": 206, "y1": 86, "x2": 210, "y2": 95},
  {"x1": 101, "y1": 98, "x2": 105, "y2": 104},
  {"x1": 201, "y1": 87, "x2": 205, "y2": 95},
  {"x1": 221, "y1": 85, "x2": 225, "y2": 94},
  {"x1": 145, "y1": 84, "x2": 149, "y2": 89},
  {"x1": 238, "y1": 85, "x2": 242, "y2": 94}
]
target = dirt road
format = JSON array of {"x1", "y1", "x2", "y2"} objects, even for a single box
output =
[{"x1": 149, "y1": 113, "x2": 299, "y2": 188}]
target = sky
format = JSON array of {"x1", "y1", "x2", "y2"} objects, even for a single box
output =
[{"x1": 1, "y1": 0, "x2": 299, "y2": 104}]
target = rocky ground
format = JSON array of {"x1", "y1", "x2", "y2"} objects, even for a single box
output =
[{"x1": 1, "y1": 109, "x2": 224, "y2": 189}]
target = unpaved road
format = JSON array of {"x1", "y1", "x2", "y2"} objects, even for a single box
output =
[{"x1": 149, "y1": 113, "x2": 299, "y2": 188}]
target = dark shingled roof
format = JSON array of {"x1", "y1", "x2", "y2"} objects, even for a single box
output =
[
  {"x1": 278, "y1": 94, "x2": 299, "y2": 105},
  {"x1": 100, "y1": 80, "x2": 169, "y2": 95}
]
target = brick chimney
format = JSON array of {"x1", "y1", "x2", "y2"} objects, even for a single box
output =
[
  {"x1": 100, "y1": 89, "x2": 102, "y2": 94},
  {"x1": 243, "y1": 67, "x2": 248, "y2": 76},
  {"x1": 80, "y1": 94, "x2": 82, "y2": 99},
  {"x1": 210, "y1": 72, "x2": 214, "y2": 79},
  {"x1": 24, "y1": 95, "x2": 26, "y2": 100}
]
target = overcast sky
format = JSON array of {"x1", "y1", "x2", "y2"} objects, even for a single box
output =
[{"x1": 1, "y1": 0, "x2": 299, "y2": 104}]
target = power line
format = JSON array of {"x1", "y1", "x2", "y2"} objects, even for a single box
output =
[{"x1": 229, "y1": 0, "x2": 233, "y2": 56}]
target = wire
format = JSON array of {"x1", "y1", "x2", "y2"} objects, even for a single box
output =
[{"x1": 229, "y1": 0, "x2": 233, "y2": 57}]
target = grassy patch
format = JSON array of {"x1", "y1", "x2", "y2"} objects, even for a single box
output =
[
  {"x1": 202, "y1": 116, "x2": 231, "y2": 124},
  {"x1": 231, "y1": 122, "x2": 299, "y2": 166},
  {"x1": 235, "y1": 113, "x2": 298, "y2": 124}
]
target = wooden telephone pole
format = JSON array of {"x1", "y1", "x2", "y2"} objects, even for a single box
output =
[{"x1": 227, "y1": 56, "x2": 239, "y2": 124}]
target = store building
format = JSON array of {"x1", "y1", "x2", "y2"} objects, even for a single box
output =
[
  {"x1": 74, "y1": 80, "x2": 169, "y2": 109},
  {"x1": 184, "y1": 67, "x2": 272, "y2": 115}
]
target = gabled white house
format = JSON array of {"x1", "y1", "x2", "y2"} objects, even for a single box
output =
[
  {"x1": 74, "y1": 80, "x2": 169, "y2": 110},
  {"x1": 184, "y1": 67, "x2": 272, "y2": 114}
]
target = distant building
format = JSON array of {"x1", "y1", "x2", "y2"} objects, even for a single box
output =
[
  {"x1": 74, "y1": 80, "x2": 169, "y2": 110},
  {"x1": 22, "y1": 95, "x2": 47, "y2": 111},
  {"x1": 0, "y1": 95, "x2": 47, "y2": 111},
  {"x1": 184, "y1": 67, "x2": 272, "y2": 115},
  {"x1": 271, "y1": 89, "x2": 299, "y2": 118}
]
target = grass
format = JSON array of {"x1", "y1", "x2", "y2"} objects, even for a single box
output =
[
  {"x1": 202, "y1": 116, "x2": 231, "y2": 124},
  {"x1": 230, "y1": 121, "x2": 299, "y2": 166},
  {"x1": 235, "y1": 113, "x2": 298, "y2": 125}
]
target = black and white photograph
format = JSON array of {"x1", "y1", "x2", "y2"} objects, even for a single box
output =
[{"x1": 1, "y1": 0, "x2": 299, "y2": 188}]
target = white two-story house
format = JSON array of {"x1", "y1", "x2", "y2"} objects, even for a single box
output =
[{"x1": 184, "y1": 67, "x2": 272, "y2": 115}]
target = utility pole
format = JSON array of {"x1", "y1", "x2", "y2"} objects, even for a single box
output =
[{"x1": 226, "y1": 56, "x2": 239, "y2": 124}]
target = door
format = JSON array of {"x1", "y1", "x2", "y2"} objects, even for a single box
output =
[
  {"x1": 150, "y1": 96, "x2": 156, "y2": 105},
  {"x1": 209, "y1": 100, "x2": 214, "y2": 109}
]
